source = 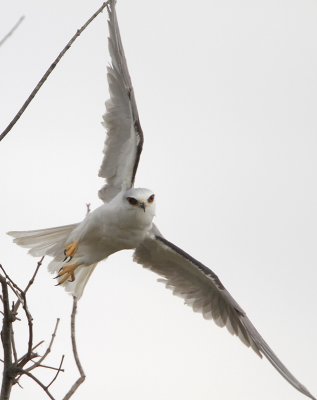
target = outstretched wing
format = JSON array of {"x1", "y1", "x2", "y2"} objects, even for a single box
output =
[
  {"x1": 98, "y1": 0, "x2": 143, "y2": 202},
  {"x1": 133, "y1": 228, "x2": 316, "y2": 400}
]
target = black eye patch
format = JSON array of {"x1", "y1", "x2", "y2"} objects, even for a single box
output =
[
  {"x1": 147, "y1": 194, "x2": 155, "y2": 203},
  {"x1": 127, "y1": 197, "x2": 138, "y2": 206}
]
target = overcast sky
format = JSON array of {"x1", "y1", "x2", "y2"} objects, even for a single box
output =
[{"x1": 1, "y1": 0, "x2": 317, "y2": 399}]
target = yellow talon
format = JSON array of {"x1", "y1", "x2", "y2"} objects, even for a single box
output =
[
  {"x1": 63, "y1": 241, "x2": 79, "y2": 262},
  {"x1": 55, "y1": 263, "x2": 79, "y2": 285}
]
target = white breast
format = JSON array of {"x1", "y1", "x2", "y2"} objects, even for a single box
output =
[{"x1": 67, "y1": 200, "x2": 154, "y2": 265}]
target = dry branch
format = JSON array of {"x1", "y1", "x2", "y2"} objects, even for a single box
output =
[
  {"x1": 26, "y1": 319, "x2": 60, "y2": 372},
  {"x1": 0, "y1": 275, "x2": 13, "y2": 400},
  {"x1": 16, "y1": 369, "x2": 56, "y2": 400},
  {"x1": 0, "y1": 258, "x2": 85, "y2": 400},
  {"x1": 0, "y1": 2, "x2": 109, "y2": 143},
  {"x1": 62, "y1": 297, "x2": 85, "y2": 400},
  {"x1": 0, "y1": 262, "x2": 84, "y2": 399},
  {"x1": 1, "y1": 2, "x2": 109, "y2": 397},
  {"x1": 11, "y1": 256, "x2": 44, "y2": 314},
  {"x1": 0, "y1": 16, "x2": 25, "y2": 47},
  {"x1": 46, "y1": 355, "x2": 65, "y2": 389}
]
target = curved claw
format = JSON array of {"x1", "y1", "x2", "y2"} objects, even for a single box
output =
[
  {"x1": 55, "y1": 263, "x2": 79, "y2": 285},
  {"x1": 63, "y1": 242, "x2": 78, "y2": 263}
]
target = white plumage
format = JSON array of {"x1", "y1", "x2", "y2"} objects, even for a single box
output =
[
  {"x1": 7, "y1": 1, "x2": 316, "y2": 399},
  {"x1": 9, "y1": 188, "x2": 155, "y2": 298}
]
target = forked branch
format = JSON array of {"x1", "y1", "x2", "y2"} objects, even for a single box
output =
[{"x1": 0, "y1": 263, "x2": 84, "y2": 399}]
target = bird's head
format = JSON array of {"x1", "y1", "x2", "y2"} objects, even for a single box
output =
[{"x1": 124, "y1": 188, "x2": 156, "y2": 216}]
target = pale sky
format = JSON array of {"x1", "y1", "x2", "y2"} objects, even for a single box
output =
[{"x1": 1, "y1": 1, "x2": 317, "y2": 399}]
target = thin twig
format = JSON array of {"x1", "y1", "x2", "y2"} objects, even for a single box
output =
[
  {"x1": 26, "y1": 318, "x2": 60, "y2": 372},
  {"x1": 14, "y1": 256, "x2": 44, "y2": 313},
  {"x1": 4, "y1": 271, "x2": 35, "y2": 370},
  {"x1": 14, "y1": 379, "x2": 23, "y2": 389},
  {"x1": 46, "y1": 355, "x2": 65, "y2": 389},
  {"x1": 29, "y1": 359, "x2": 65, "y2": 372},
  {"x1": 31, "y1": 340, "x2": 45, "y2": 353},
  {"x1": 0, "y1": 16, "x2": 25, "y2": 47},
  {"x1": 1, "y1": 266, "x2": 67, "y2": 396},
  {"x1": 5, "y1": 280, "x2": 22, "y2": 302},
  {"x1": 23, "y1": 256, "x2": 44, "y2": 296},
  {"x1": 17, "y1": 340, "x2": 44, "y2": 364},
  {"x1": 17, "y1": 369, "x2": 56, "y2": 400},
  {"x1": 0, "y1": 265, "x2": 23, "y2": 294},
  {"x1": 62, "y1": 297, "x2": 85, "y2": 400},
  {"x1": 0, "y1": 2, "x2": 109, "y2": 142}
]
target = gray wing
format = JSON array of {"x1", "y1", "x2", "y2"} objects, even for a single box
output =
[
  {"x1": 133, "y1": 229, "x2": 316, "y2": 400},
  {"x1": 98, "y1": 0, "x2": 143, "y2": 202}
]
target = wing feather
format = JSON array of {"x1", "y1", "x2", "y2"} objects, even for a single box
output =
[
  {"x1": 98, "y1": 0, "x2": 143, "y2": 202},
  {"x1": 133, "y1": 232, "x2": 316, "y2": 400}
]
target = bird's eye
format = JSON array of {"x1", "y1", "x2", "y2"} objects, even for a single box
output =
[
  {"x1": 127, "y1": 197, "x2": 138, "y2": 206},
  {"x1": 147, "y1": 194, "x2": 155, "y2": 203}
]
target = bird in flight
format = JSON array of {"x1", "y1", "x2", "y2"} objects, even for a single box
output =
[{"x1": 8, "y1": 1, "x2": 316, "y2": 399}]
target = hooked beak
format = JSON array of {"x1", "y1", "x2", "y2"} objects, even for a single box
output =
[{"x1": 139, "y1": 202, "x2": 146, "y2": 212}]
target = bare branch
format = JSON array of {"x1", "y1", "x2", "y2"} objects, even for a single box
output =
[
  {"x1": 17, "y1": 369, "x2": 56, "y2": 400},
  {"x1": 0, "y1": 2, "x2": 109, "y2": 142},
  {"x1": 46, "y1": 355, "x2": 65, "y2": 389},
  {"x1": 0, "y1": 16, "x2": 25, "y2": 47},
  {"x1": 17, "y1": 341, "x2": 44, "y2": 364},
  {"x1": 17, "y1": 291, "x2": 34, "y2": 368},
  {"x1": 0, "y1": 274, "x2": 14, "y2": 399},
  {"x1": 14, "y1": 379, "x2": 23, "y2": 389},
  {"x1": 0, "y1": 265, "x2": 39, "y2": 369},
  {"x1": 26, "y1": 319, "x2": 60, "y2": 372},
  {"x1": 23, "y1": 257, "x2": 44, "y2": 297},
  {"x1": 0, "y1": 265, "x2": 23, "y2": 294},
  {"x1": 62, "y1": 297, "x2": 85, "y2": 400},
  {"x1": 13, "y1": 256, "x2": 44, "y2": 314},
  {"x1": 5, "y1": 281, "x2": 21, "y2": 303},
  {"x1": 31, "y1": 340, "x2": 45, "y2": 353},
  {"x1": 1, "y1": 264, "x2": 75, "y2": 398},
  {"x1": 29, "y1": 360, "x2": 64, "y2": 372}
]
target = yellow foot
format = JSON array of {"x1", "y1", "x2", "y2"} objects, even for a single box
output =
[
  {"x1": 55, "y1": 263, "x2": 79, "y2": 285},
  {"x1": 63, "y1": 241, "x2": 79, "y2": 262}
]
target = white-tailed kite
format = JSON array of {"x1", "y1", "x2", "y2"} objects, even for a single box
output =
[{"x1": 8, "y1": 1, "x2": 316, "y2": 399}]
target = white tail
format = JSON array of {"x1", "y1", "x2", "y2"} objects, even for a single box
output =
[
  {"x1": 8, "y1": 224, "x2": 77, "y2": 257},
  {"x1": 8, "y1": 225, "x2": 97, "y2": 298}
]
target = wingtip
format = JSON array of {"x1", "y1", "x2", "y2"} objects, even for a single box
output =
[{"x1": 7, "y1": 231, "x2": 17, "y2": 238}]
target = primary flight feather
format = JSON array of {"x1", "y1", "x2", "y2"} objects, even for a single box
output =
[{"x1": 7, "y1": 1, "x2": 316, "y2": 399}]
